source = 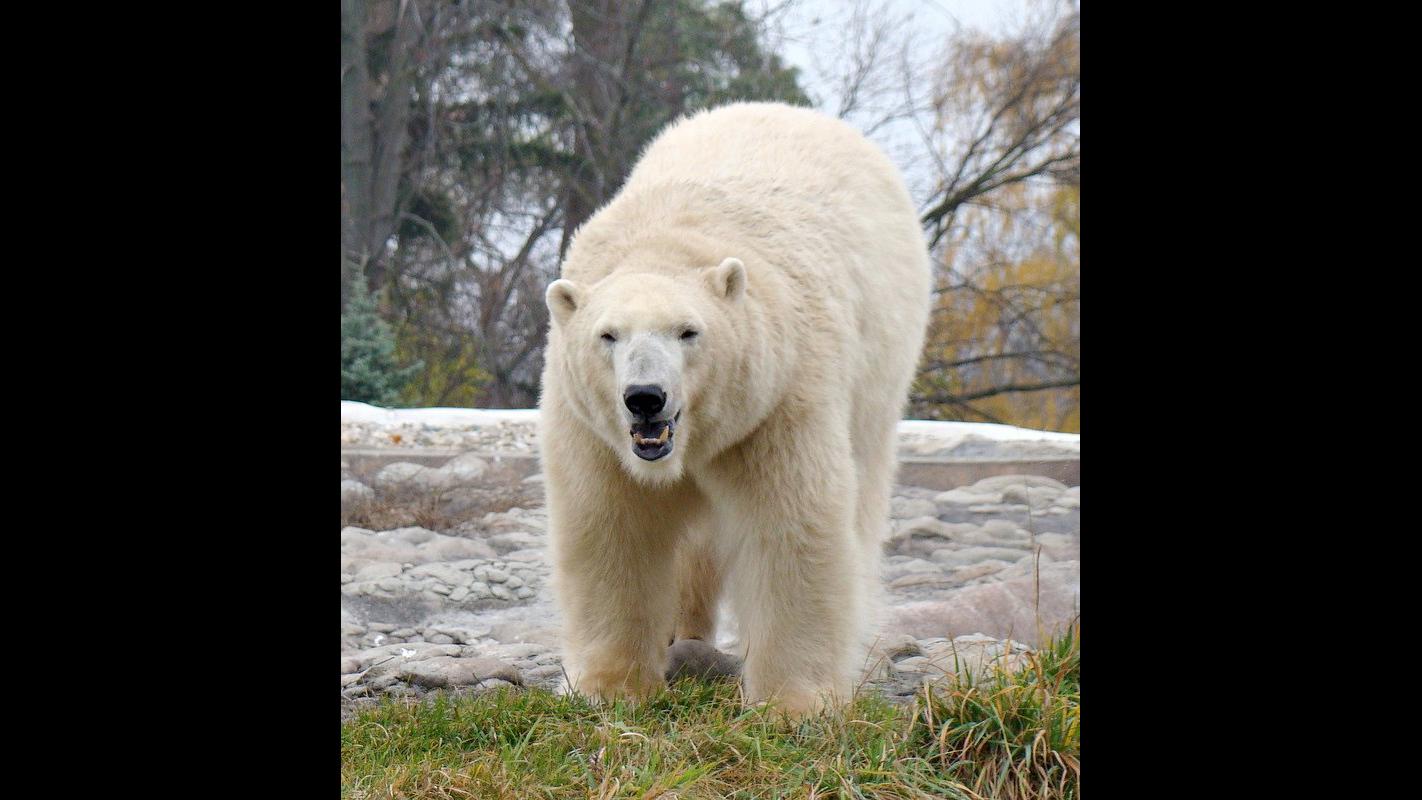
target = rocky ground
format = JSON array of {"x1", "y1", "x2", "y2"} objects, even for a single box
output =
[{"x1": 341, "y1": 414, "x2": 1079, "y2": 720}]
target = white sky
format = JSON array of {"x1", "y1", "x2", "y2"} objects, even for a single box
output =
[{"x1": 758, "y1": 0, "x2": 1039, "y2": 209}]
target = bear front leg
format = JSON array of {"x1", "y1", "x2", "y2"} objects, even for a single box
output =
[
  {"x1": 712, "y1": 425, "x2": 864, "y2": 718},
  {"x1": 548, "y1": 487, "x2": 687, "y2": 703}
]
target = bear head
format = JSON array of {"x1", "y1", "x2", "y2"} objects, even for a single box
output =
[{"x1": 545, "y1": 257, "x2": 747, "y2": 486}]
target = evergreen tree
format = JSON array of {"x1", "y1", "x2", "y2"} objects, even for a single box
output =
[{"x1": 341, "y1": 285, "x2": 422, "y2": 405}]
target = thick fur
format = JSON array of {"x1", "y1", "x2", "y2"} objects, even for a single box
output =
[{"x1": 539, "y1": 102, "x2": 932, "y2": 716}]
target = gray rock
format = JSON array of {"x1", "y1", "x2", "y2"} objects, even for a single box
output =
[
  {"x1": 425, "y1": 537, "x2": 497, "y2": 561},
  {"x1": 390, "y1": 527, "x2": 437, "y2": 545},
  {"x1": 408, "y1": 563, "x2": 467, "y2": 586},
  {"x1": 890, "y1": 572, "x2": 953, "y2": 590},
  {"x1": 373, "y1": 462, "x2": 428, "y2": 490},
  {"x1": 665, "y1": 639, "x2": 741, "y2": 683},
  {"x1": 890, "y1": 496, "x2": 940, "y2": 520},
  {"x1": 438, "y1": 452, "x2": 490, "y2": 486},
  {"x1": 427, "y1": 634, "x2": 455, "y2": 645},
  {"x1": 978, "y1": 520, "x2": 1031, "y2": 543},
  {"x1": 886, "y1": 561, "x2": 1080, "y2": 647},
  {"x1": 883, "y1": 557, "x2": 943, "y2": 581},
  {"x1": 1001, "y1": 484, "x2": 1063, "y2": 508},
  {"x1": 947, "y1": 561, "x2": 1011, "y2": 583},
  {"x1": 930, "y1": 547, "x2": 1028, "y2": 569},
  {"x1": 970, "y1": 474, "x2": 1068, "y2": 493},
  {"x1": 487, "y1": 532, "x2": 543, "y2": 554},
  {"x1": 934, "y1": 487, "x2": 1003, "y2": 506},
  {"x1": 354, "y1": 642, "x2": 465, "y2": 675},
  {"x1": 397, "y1": 656, "x2": 522, "y2": 689},
  {"x1": 353, "y1": 561, "x2": 403, "y2": 581}
]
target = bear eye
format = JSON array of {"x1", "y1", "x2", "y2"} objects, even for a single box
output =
[
  {"x1": 600, "y1": 332, "x2": 617, "y2": 343},
  {"x1": 680, "y1": 329, "x2": 699, "y2": 341}
]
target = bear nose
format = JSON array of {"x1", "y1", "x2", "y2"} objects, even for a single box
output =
[{"x1": 624, "y1": 384, "x2": 666, "y2": 418}]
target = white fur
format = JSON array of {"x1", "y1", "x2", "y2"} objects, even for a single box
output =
[{"x1": 539, "y1": 102, "x2": 932, "y2": 716}]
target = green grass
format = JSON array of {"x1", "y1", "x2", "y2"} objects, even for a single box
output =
[{"x1": 341, "y1": 623, "x2": 1078, "y2": 799}]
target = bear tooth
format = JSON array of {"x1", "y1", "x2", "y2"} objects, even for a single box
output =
[{"x1": 656, "y1": 425, "x2": 669, "y2": 444}]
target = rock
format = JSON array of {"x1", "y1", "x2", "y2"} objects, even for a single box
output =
[
  {"x1": 1034, "y1": 532, "x2": 1078, "y2": 561},
  {"x1": 877, "y1": 634, "x2": 923, "y2": 661},
  {"x1": 917, "y1": 634, "x2": 1033, "y2": 684},
  {"x1": 967, "y1": 503, "x2": 1030, "y2": 514},
  {"x1": 425, "y1": 537, "x2": 497, "y2": 561},
  {"x1": 1001, "y1": 484, "x2": 1063, "y2": 508},
  {"x1": 883, "y1": 557, "x2": 943, "y2": 582},
  {"x1": 340, "y1": 526, "x2": 376, "y2": 546},
  {"x1": 487, "y1": 532, "x2": 543, "y2": 554},
  {"x1": 892, "y1": 655, "x2": 932, "y2": 674},
  {"x1": 373, "y1": 462, "x2": 428, "y2": 490},
  {"x1": 427, "y1": 634, "x2": 455, "y2": 645},
  {"x1": 890, "y1": 572, "x2": 953, "y2": 589},
  {"x1": 353, "y1": 561, "x2": 403, "y2": 581},
  {"x1": 947, "y1": 561, "x2": 1010, "y2": 583},
  {"x1": 341, "y1": 658, "x2": 361, "y2": 674},
  {"x1": 886, "y1": 561, "x2": 1080, "y2": 647},
  {"x1": 354, "y1": 642, "x2": 465, "y2": 675},
  {"x1": 887, "y1": 518, "x2": 978, "y2": 557},
  {"x1": 397, "y1": 656, "x2": 522, "y2": 689},
  {"x1": 934, "y1": 488, "x2": 1003, "y2": 506},
  {"x1": 408, "y1": 563, "x2": 467, "y2": 586},
  {"x1": 969, "y1": 474, "x2": 1067, "y2": 493},
  {"x1": 438, "y1": 452, "x2": 489, "y2": 486},
  {"x1": 978, "y1": 520, "x2": 1031, "y2": 543},
  {"x1": 929, "y1": 546, "x2": 1028, "y2": 569},
  {"x1": 390, "y1": 527, "x2": 437, "y2": 545},
  {"x1": 890, "y1": 497, "x2": 939, "y2": 520},
  {"x1": 665, "y1": 639, "x2": 742, "y2": 683}
]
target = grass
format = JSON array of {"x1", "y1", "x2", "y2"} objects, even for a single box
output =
[{"x1": 341, "y1": 622, "x2": 1078, "y2": 799}]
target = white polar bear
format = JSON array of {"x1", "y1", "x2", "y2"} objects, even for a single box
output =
[{"x1": 539, "y1": 102, "x2": 932, "y2": 716}]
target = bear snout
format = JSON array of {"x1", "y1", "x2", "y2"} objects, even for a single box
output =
[{"x1": 623, "y1": 384, "x2": 667, "y2": 418}]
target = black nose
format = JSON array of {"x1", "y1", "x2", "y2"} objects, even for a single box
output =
[{"x1": 624, "y1": 384, "x2": 666, "y2": 417}]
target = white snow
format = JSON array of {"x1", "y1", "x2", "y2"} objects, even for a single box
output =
[
  {"x1": 341, "y1": 401, "x2": 539, "y2": 426},
  {"x1": 341, "y1": 401, "x2": 1077, "y2": 450}
]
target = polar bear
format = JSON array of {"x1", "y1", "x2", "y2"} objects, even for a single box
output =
[{"x1": 539, "y1": 102, "x2": 932, "y2": 716}]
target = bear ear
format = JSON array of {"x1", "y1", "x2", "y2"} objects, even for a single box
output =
[
  {"x1": 705, "y1": 257, "x2": 746, "y2": 302},
  {"x1": 545, "y1": 279, "x2": 585, "y2": 327}
]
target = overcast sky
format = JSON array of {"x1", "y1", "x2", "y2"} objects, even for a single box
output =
[{"x1": 756, "y1": 0, "x2": 1038, "y2": 209}]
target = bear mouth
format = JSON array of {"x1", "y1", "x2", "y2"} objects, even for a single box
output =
[{"x1": 629, "y1": 412, "x2": 678, "y2": 461}]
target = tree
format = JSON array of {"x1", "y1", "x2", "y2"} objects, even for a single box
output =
[
  {"x1": 906, "y1": 0, "x2": 1080, "y2": 428},
  {"x1": 379, "y1": 0, "x2": 810, "y2": 408},
  {"x1": 341, "y1": 281, "x2": 423, "y2": 405}
]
